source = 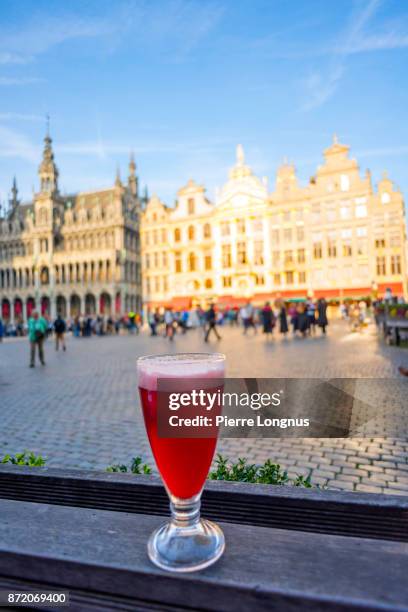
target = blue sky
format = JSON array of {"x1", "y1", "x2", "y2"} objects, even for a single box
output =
[{"x1": 0, "y1": 0, "x2": 408, "y2": 213}]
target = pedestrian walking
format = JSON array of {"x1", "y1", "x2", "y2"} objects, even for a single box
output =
[
  {"x1": 278, "y1": 302, "x2": 289, "y2": 336},
  {"x1": 164, "y1": 308, "x2": 175, "y2": 341},
  {"x1": 204, "y1": 304, "x2": 221, "y2": 342},
  {"x1": 28, "y1": 310, "x2": 48, "y2": 367},
  {"x1": 306, "y1": 301, "x2": 316, "y2": 335},
  {"x1": 317, "y1": 297, "x2": 328, "y2": 334},
  {"x1": 240, "y1": 302, "x2": 257, "y2": 335},
  {"x1": 261, "y1": 302, "x2": 275, "y2": 338},
  {"x1": 54, "y1": 313, "x2": 67, "y2": 351},
  {"x1": 0, "y1": 317, "x2": 4, "y2": 343}
]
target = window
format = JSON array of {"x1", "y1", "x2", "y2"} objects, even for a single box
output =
[
  {"x1": 356, "y1": 227, "x2": 367, "y2": 237},
  {"x1": 188, "y1": 198, "x2": 195, "y2": 215},
  {"x1": 357, "y1": 239, "x2": 367, "y2": 256},
  {"x1": 161, "y1": 229, "x2": 167, "y2": 242},
  {"x1": 222, "y1": 245, "x2": 232, "y2": 268},
  {"x1": 188, "y1": 225, "x2": 195, "y2": 241},
  {"x1": 174, "y1": 228, "x2": 181, "y2": 242},
  {"x1": 391, "y1": 255, "x2": 401, "y2": 274},
  {"x1": 296, "y1": 227, "x2": 304, "y2": 242},
  {"x1": 340, "y1": 174, "x2": 350, "y2": 191},
  {"x1": 376, "y1": 256, "x2": 386, "y2": 275},
  {"x1": 296, "y1": 210, "x2": 303, "y2": 221},
  {"x1": 283, "y1": 228, "x2": 292, "y2": 242},
  {"x1": 284, "y1": 250, "x2": 293, "y2": 265},
  {"x1": 283, "y1": 211, "x2": 291, "y2": 222},
  {"x1": 327, "y1": 233, "x2": 337, "y2": 257},
  {"x1": 162, "y1": 252, "x2": 167, "y2": 266},
  {"x1": 254, "y1": 241, "x2": 264, "y2": 265},
  {"x1": 356, "y1": 204, "x2": 367, "y2": 218},
  {"x1": 299, "y1": 271, "x2": 306, "y2": 283},
  {"x1": 271, "y1": 229, "x2": 280, "y2": 244},
  {"x1": 255, "y1": 274, "x2": 265, "y2": 286},
  {"x1": 222, "y1": 276, "x2": 232, "y2": 288},
  {"x1": 175, "y1": 252, "x2": 182, "y2": 273},
  {"x1": 285, "y1": 271, "x2": 294, "y2": 284},
  {"x1": 220, "y1": 222, "x2": 230, "y2": 236},
  {"x1": 204, "y1": 253, "x2": 212, "y2": 270},
  {"x1": 205, "y1": 278, "x2": 213, "y2": 289},
  {"x1": 340, "y1": 204, "x2": 351, "y2": 219},
  {"x1": 188, "y1": 252, "x2": 197, "y2": 271},
  {"x1": 343, "y1": 241, "x2": 352, "y2": 257},
  {"x1": 154, "y1": 277, "x2": 160, "y2": 292},
  {"x1": 154, "y1": 252, "x2": 159, "y2": 267},
  {"x1": 237, "y1": 219, "x2": 246, "y2": 233},
  {"x1": 381, "y1": 192, "x2": 390, "y2": 204},
  {"x1": 203, "y1": 223, "x2": 211, "y2": 238},
  {"x1": 145, "y1": 254, "x2": 150, "y2": 269},
  {"x1": 237, "y1": 242, "x2": 247, "y2": 264},
  {"x1": 375, "y1": 238, "x2": 386, "y2": 248},
  {"x1": 272, "y1": 250, "x2": 280, "y2": 265},
  {"x1": 153, "y1": 230, "x2": 158, "y2": 244},
  {"x1": 274, "y1": 273, "x2": 281, "y2": 285},
  {"x1": 313, "y1": 242, "x2": 323, "y2": 259},
  {"x1": 297, "y1": 248, "x2": 305, "y2": 263}
]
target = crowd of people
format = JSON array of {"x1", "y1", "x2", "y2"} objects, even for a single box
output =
[{"x1": 146, "y1": 298, "x2": 329, "y2": 342}]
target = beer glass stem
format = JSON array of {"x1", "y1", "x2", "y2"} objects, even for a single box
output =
[{"x1": 170, "y1": 493, "x2": 201, "y2": 528}]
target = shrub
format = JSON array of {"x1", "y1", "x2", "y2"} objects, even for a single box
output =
[
  {"x1": 0, "y1": 451, "x2": 46, "y2": 466},
  {"x1": 209, "y1": 455, "x2": 313, "y2": 487},
  {"x1": 106, "y1": 456, "x2": 152, "y2": 474}
]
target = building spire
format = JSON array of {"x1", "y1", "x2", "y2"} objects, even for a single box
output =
[
  {"x1": 115, "y1": 165, "x2": 122, "y2": 187},
  {"x1": 236, "y1": 144, "x2": 245, "y2": 166},
  {"x1": 38, "y1": 123, "x2": 59, "y2": 194},
  {"x1": 333, "y1": 133, "x2": 338, "y2": 144},
  {"x1": 128, "y1": 152, "x2": 138, "y2": 196}
]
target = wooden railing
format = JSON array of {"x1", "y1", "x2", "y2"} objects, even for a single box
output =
[{"x1": 0, "y1": 465, "x2": 407, "y2": 611}]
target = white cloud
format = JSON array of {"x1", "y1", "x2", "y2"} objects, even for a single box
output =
[
  {"x1": 0, "y1": 76, "x2": 43, "y2": 86},
  {"x1": 300, "y1": 0, "x2": 408, "y2": 110},
  {"x1": 0, "y1": 52, "x2": 33, "y2": 65},
  {"x1": 0, "y1": 126, "x2": 39, "y2": 162}
]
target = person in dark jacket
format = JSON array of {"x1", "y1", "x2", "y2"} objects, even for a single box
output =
[
  {"x1": 204, "y1": 304, "x2": 221, "y2": 342},
  {"x1": 317, "y1": 298, "x2": 328, "y2": 334},
  {"x1": 278, "y1": 302, "x2": 289, "y2": 336},
  {"x1": 261, "y1": 302, "x2": 275, "y2": 338},
  {"x1": 54, "y1": 313, "x2": 67, "y2": 351},
  {"x1": 297, "y1": 303, "x2": 309, "y2": 337}
]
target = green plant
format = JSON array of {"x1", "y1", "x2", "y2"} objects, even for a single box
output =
[
  {"x1": 0, "y1": 451, "x2": 46, "y2": 466},
  {"x1": 208, "y1": 454, "x2": 313, "y2": 487},
  {"x1": 106, "y1": 456, "x2": 152, "y2": 474}
]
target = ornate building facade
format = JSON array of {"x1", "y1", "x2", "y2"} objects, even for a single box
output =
[
  {"x1": 141, "y1": 137, "x2": 407, "y2": 309},
  {"x1": 0, "y1": 133, "x2": 142, "y2": 323}
]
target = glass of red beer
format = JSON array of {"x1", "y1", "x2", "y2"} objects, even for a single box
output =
[{"x1": 137, "y1": 352, "x2": 225, "y2": 572}]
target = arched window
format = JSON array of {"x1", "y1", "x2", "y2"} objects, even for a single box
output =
[
  {"x1": 174, "y1": 228, "x2": 181, "y2": 242},
  {"x1": 188, "y1": 225, "x2": 195, "y2": 241},
  {"x1": 203, "y1": 223, "x2": 211, "y2": 238},
  {"x1": 205, "y1": 278, "x2": 213, "y2": 289},
  {"x1": 188, "y1": 252, "x2": 197, "y2": 271},
  {"x1": 40, "y1": 267, "x2": 49, "y2": 286}
]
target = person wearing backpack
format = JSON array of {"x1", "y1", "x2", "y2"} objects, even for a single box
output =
[
  {"x1": 28, "y1": 310, "x2": 48, "y2": 367},
  {"x1": 54, "y1": 313, "x2": 67, "y2": 352}
]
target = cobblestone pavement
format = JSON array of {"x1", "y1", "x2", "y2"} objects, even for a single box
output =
[{"x1": 1, "y1": 321, "x2": 407, "y2": 495}]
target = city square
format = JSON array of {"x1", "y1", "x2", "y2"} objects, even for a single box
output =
[{"x1": 1, "y1": 320, "x2": 407, "y2": 495}]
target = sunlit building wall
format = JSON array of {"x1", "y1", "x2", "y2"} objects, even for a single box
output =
[{"x1": 141, "y1": 137, "x2": 407, "y2": 309}]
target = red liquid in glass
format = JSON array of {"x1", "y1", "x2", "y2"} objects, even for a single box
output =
[{"x1": 139, "y1": 387, "x2": 218, "y2": 499}]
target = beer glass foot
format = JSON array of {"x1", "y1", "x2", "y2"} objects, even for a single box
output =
[{"x1": 147, "y1": 517, "x2": 225, "y2": 573}]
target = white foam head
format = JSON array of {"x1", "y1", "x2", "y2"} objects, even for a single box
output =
[{"x1": 137, "y1": 353, "x2": 225, "y2": 391}]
